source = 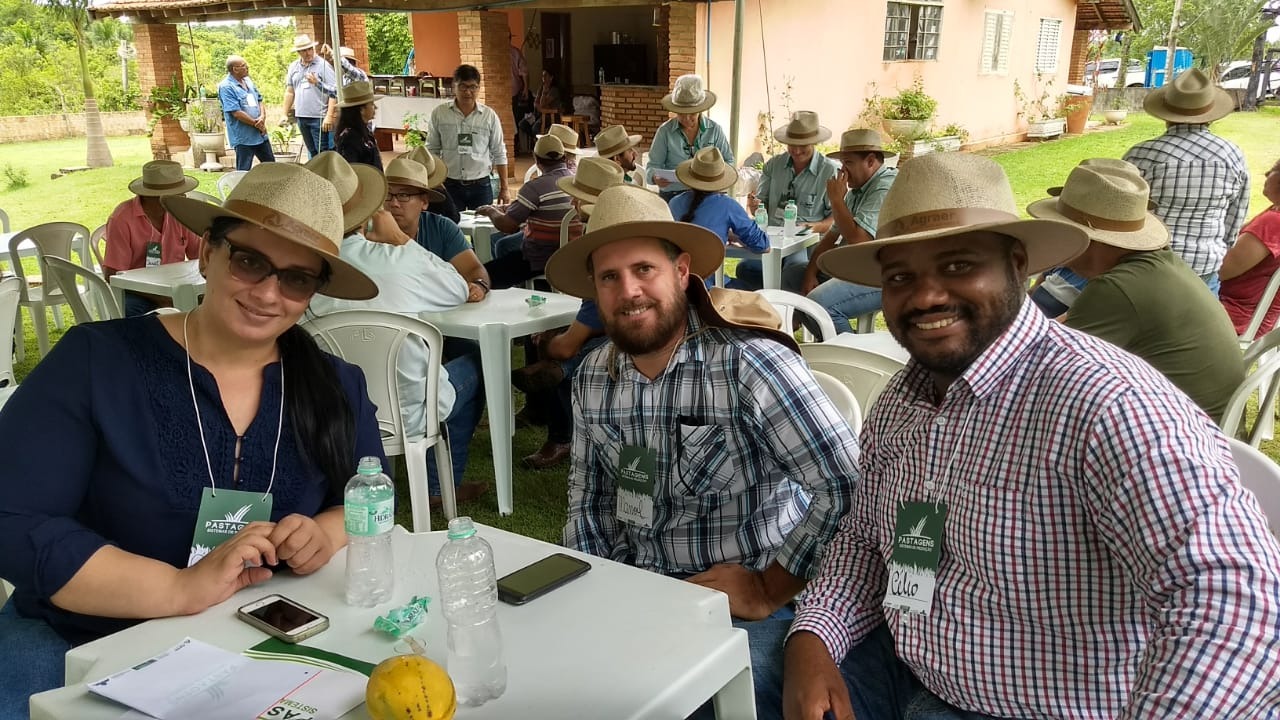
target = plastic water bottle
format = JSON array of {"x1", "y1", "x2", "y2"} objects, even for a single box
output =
[
  {"x1": 783, "y1": 199, "x2": 798, "y2": 238},
  {"x1": 344, "y1": 456, "x2": 395, "y2": 607},
  {"x1": 436, "y1": 517, "x2": 507, "y2": 706},
  {"x1": 754, "y1": 206, "x2": 768, "y2": 230}
]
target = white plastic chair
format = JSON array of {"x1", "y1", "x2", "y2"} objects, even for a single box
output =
[
  {"x1": 1239, "y1": 265, "x2": 1280, "y2": 347},
  {"x1": 1221, "y1": 349, "x2": 1280, "y2": 448},
  {"x1": 8, "y1": 221, "x2": 90, "y2": 360},
  {"x1": 41, "y1": 256, "x2": 121, "y2": 324},
  {"x1": 0, "y1": 208, "x2": 9, "y2": 233},
  {"x1": 800, "y1": 342, "x2": 907, "y2": 416},
  {"x1": 1243, "y1": 326, "x2": 1280, "y2": 443},
  {"x1": 1229, "y1": 438, "x2": 1280, "y2": 537},
  {"x1": 523, "y1": 164, "x2": 542, "y2": 183},
  {"x1": 87, "y1": 224, "x2": 107, "y2": 278},
  {"x1": 811, "y1": 369, "x2": 861, "y2": 434},
  {"x1": 756, "y1": 289, "x2": 838, "y2": 342},
  {"x1": 302, "y1": 310, "x2": 456, "y2": 532},
  {"x1": 0, "y1": 277, "x2": 21, "y2": 388},
  {"x1": 185, "y1": 189, "x2": 221, "y2": 204},
  {"x1": 216, "y1": 170, "x2": 248, "y2": 200}
]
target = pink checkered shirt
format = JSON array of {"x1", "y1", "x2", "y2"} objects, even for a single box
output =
[{"x1": 792, "y1": 301, "x2": 1280, "y2": 718}]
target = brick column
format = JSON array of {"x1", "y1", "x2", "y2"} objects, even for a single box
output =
[
  {"x1": 459, "y1": 11, "x2": 515, "y2": 179},
  {"x1": 341, "y1": 14, "x2": 370, "y2": 70},
  {"x1": 294, "y1": 14, "x2": 330, "y2": 47},
  {"x1": 1067, "y1": 29, "x2": 1091, "y2": 85},
  {"x1": 664, "y1": 3, "x2": 697, "y2": 87},
  {"x1": 135, "y1": 22, "x2": 187, "y2": 158}
]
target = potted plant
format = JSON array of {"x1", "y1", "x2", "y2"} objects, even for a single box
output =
[
  {"x1": 1014, "y1": 76, "x2": 1067, "y2": 140},
  {"x1": 863, "y1": 79, "x2": 938, "y2": 141},
  {"x1": 187, "y1": 104, "x2": 226, "y2": 166},
  {"x1": 902, "y1": 123, "x2": 967, "y2": 158},
  {"x1": 402, "y1": 112, "x2": 429, "y2": 150},
  {"x1": 1103, "y1": 93, "x2": 1128, "y2": 125},
  {"x1": 270, "y1": 124, "x2": 301, "y2": 163}
]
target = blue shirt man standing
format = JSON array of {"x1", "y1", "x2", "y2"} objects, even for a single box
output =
[{"x1": 218, "y1": 55, "x2": 274, "y2": 171}]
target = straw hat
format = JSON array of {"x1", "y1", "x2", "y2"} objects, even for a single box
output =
[
  {"x1": 687, "y1": 281, "x2": 799, "y2": 354},
  {"x1": 595, "y1": 124, "x2": 642, "y2": 159},
  {"x1": 537, "y1": 123, "x2": 581, "y2": 154},
  {"x1": 544, "y1": 184, "x2": 724, "y2": 299},
  {"x1": 675, "y1": 148, "x2": 740, "y2": 193},
  {"x1": 1026, "y1": 159, "x2": 1168, "y2": 251},
  {"x1": 557, "y1": 156, "x2": 626, "y2": 204},
  {"x1": 661, "y1": 74, "x2": 717, "y2": 114},
  {"x1": 398, "y1": 147, "x2": 449, "y2": 188},
  {"x1": 1143, "y1": 68, "x2": 1234, "y2": 124},
  {"x1": 304, "y1": 151, "x2": 387, "y2": 234},
  {"x1": 337, "y1": 80, "x2": 384, "y2": 109},
  {"x1": 829, "y1": 128, "x2": 897, "y2": 160},
  {"x1": 291, "y1": 34, "x2": 317, "y2": 52},
  {"x1": 534, "y1": 134, "x2": 567, "y2": 161},
  {"x1": 339, "y1": 46, "x2": 356, "y2": 60},
  {"x1": 128, "y1": 160, "x2": 198, "y2": 197},
  {"x1": 773, "y1": 111, "x2": 832, "y2": 146},
  {"x1": 384, "y1": 157, "x2": 445, "y2": 202},
  {"x1": 162, "y1": 163, "x2": 377, "y2": 300},
  {"x1": 818, "y1": 153, "x2": 1089, "y2": 287}
]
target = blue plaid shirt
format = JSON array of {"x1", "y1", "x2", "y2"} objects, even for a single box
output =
[{"x1": 564, "y1": 309, "x2": 859, "y2": 578}]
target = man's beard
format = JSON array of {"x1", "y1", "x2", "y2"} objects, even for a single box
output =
[{"x1": 605, "y1": 288, "x2": 689, "y2": 356}]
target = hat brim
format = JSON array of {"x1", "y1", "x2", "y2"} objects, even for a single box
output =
[
  {"x1": 817, "y1": 218, "x2": 1090, "y2": 287},
  {"x1": 830, "y1": 145, "x2": 898, "y2": 160},
  {"x1": 545, "y1": 220, "x2": 725, "y2": 299},
  {"x1": 1143, "y1": 86, "x2": 1235, "y2": 124},
  {"x1": 675, "y1": 164, "x2": 739, "y2": 193},
  {"x1": 773, "y1": 126, "x2": 833, "y2": 146},
  {"x1": 688, "y1": 281, "x2": 799, "y2": 354},
  {"x1": 597, "y1": 134, "x2": 642, "y2": 158},
  {"x1": 556, "y1": 176, "x2": 606, "y2": 204},
  {"x1": 160, "y1": 195, "x2": 379, "y2": 301},
  {"x1": 385, "y1": 175, "x2": 445, "y2": 203},
  {"x1": 536, "y1": 133, "x2": 581, "y2": 154},
  {"x1": 1026, "y1": 197, "x2": 1169, "y2": 252},
  {"x1": 661, "y1": 90, "x2": 717, "y2": 114},
  {"x1": 293, "y1": 42, "x2": 317, "y2": 51},
  {"x1": 339, "y1": 163, "x2": 388, "y2": 234},
  {"x1": 130, "y1": 176, "x2": 199, "y2": 197},
  {"x1": 337, "y1": 93, "x2": 385, "y2": 109}
]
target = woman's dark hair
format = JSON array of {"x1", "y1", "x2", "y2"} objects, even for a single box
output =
[
  {"x1": 207, "y1": 217, "x2": 355, "y2": 498},
  {"x1": 680, "y1": 189, "x2": 711, "y2": 224},
  {"x1": 334, "y1": 105, "x2": 374, "y2": 156}
]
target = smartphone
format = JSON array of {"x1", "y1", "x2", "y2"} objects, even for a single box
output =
[
  {"x1": 795, "y1": 226, "x2": 813, "y2": 237},
  {"x1": 236, "y1": 594, "x2": 329, "y2": 643},
  {"x1": 497, "y1": 553, "x2": 591, "y2": 605}
]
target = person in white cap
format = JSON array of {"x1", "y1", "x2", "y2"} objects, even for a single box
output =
[
  {"x1": 1123, "y1": 68, "x2": 1249, "y2": 296},
  {"x1": 217, "y1": 55, "x2": 273, "y2": 171},
  {"x1": 282, "y1": 33, "x2": 338, "y2": 159},
  {"x1": 777, "y1": 152, "x2": 1280, "y2": 720},
  {"x1": 648, "y1": 74, "x2": 734, "y2": 202}
]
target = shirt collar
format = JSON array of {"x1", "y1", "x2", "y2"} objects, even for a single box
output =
[
  {"x1": 1166, "y1": 123, "x2": 1209, "y2": 136},
  {"x1": 787, "y1": 151, "x2": 826, "y2": 178},
  {"x1": 613, "y1": 307, "x2": 707, "y2": 383}
]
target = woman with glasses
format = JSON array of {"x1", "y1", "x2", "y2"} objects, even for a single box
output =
[
  {"x1": 669, "y1": 148, "x2": 769, "y2": 287},
  {"x1": 333, "y1": 80, "x2": 384, "y2": 171},
  {"x1": 0, "y1": 163, "x2": 386, "y2": 711}
]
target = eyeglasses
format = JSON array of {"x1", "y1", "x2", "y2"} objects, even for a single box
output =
[
  {"x1": 225, "y1": 241, "x2": 325, "y2": 300},
  {"x1": 456, "y1": 83, "x2": 480, "y2": 93},
  {"x1": 386, "y1": 191, "x2": 425, "y2": 204}
]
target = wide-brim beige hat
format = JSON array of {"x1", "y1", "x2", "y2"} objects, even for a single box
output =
[
  {"x1": 537, "y1": 123, "x2": 581, "y2": 154},
  {"x1": 162, "y1": 163, "x2": 378, "y2": 300},
  {"x1": 384, "y1": 157, "x2": 445, "y2": 202},
  {"x1": 557, "y1": 156, "x2": 625, "y2": 204},
  {"x1": 292, "y1": 34, "x2": 317, "y2": 52},
  {"x1": 818, "y1": 153, "x2": 1089, "y2": 287},
  {"x1": 305, "y1": 151, "x2": 387, "y2": 234},
  {"x1": 337, "y1": 80, "x2": 384, "y2": 109},
  {"x1": 398, "y1": 147, "x2": 449, "y2": 188},
  {"x1": 773, "y1": 111, "x2": 832, "y2": 146},
  {"x1": 676, "y1": 147, "x2": 739, "y2": 193},
  {"x1": 1026, "y1": 159, "x2": 1169, "y2": 251},
  {"x1": 595, "y1": 124, "x2": 642, "y2": 158},
  {"x1": 545, "y1": 184, "x2": 724, "y2": 299},
  {"x1": 339, "y1": 46, "x2": 355, "y2": 59},
  {"x1": 129, "y1": 160, "x2": 199, "y2": 197},
  {"x1": 829, "y1": 128, "x2": 897, "y2": 160},
  {"x1": 1143, "y1": 68, "x2": 1234, "y2": 124},
  {"x1": 688, "y1": 280, "x2": 799, "y2": 354},
  {"x1": 662, "y1": 74, "x2": 716, "y2": 114}
]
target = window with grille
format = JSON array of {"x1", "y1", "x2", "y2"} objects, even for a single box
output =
[
  {"x1": 884, "y1": 2, "x2": 943, "y2": 62},
  {"x1": 1035, "y1": 18, "x2": 1062, "y2": 73},
  {"x1": 980, "y1": 11, "x2": 1013, "y2": 75}
]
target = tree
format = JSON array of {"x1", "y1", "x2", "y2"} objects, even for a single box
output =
[
  {"x1": 365, "y1": 13, "x2": 412, "y2": 75},
  {"x1": 44, "y1": 0, "x2": 113, "y2": 167}
]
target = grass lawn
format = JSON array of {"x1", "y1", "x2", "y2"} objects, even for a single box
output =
[{"x1": 4, "y1": 109, "x2": 1280, "y2": 544}]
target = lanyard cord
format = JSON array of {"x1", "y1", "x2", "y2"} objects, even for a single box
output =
[{"x1": 184, "y1": 312, "x2": 284, "y2": 500}]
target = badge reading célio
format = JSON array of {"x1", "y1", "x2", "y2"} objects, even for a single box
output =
[
  {"x1": 616, "y1": 445, "x2": 657, "y2": 528},
  {"x1": 884, "y1": 501, "x2": 946, "y2": 616}
]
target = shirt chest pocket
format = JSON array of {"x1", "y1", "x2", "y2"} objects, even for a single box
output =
[
  {"x1": 587, "y1": 422, "x2": 623, "y2": 472},
  {"x1": 674, "y1": 423, "x2": 736, "y2": 498}
]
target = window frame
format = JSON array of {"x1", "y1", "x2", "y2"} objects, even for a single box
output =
[
  {"x1": 1035, "y1": 17, "x2": 1064, "y2": 74},
  {"x1": 979, "y1": 10, "x2": 1014, "y2": 76},
  {"x1": 884, "y1": 0, "x2": 944, "y2": 63}
]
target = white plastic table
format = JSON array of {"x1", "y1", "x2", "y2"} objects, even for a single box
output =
[
  {"x1": 458, "y1": 212, "x2": 496, "y2": 264},
  {"x1": 824, "y1": 329, "x2": 911, "y2": 364},
  {"x1": 725, "y1": 227, "x2": 822, "y2": 290},
  {"x1": 420, "y1": 288, "x2": 582, "y2": 516},
  {"x1": 108, "y1": 259, "x2": 205, "y2": 312},
  {"x1": 29, "y1": 525, "x2": 756, "y2": 720}
]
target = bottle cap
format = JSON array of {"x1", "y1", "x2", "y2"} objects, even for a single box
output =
[{"x1": 446, "y1": 516, "x2": 477, "y2": 540}]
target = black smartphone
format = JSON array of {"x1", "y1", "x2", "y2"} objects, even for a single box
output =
[
  {"x1": 497, "y1": 553, "x2": 592, "y2": 605},
  {"x1": 236, "y1": 594, "x2": 329, "y2": 643}
]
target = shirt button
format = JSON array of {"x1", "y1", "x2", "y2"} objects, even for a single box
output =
[{"x1": 934, "y1": 416, "x2": 947, "y2": 427}]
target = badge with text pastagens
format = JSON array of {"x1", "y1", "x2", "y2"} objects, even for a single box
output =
[
  {"x1": 884, "y1": 501, "x2": 946, "y2": 616},
  {"x1": 616, "y1": 444, "x2": 657, "y2": 528},
  {"x1": 189, "y1": 488, "x2": 273, "y2": 566},
  {"x1": 456, "y1": 132, "x2": 474, "y2": 149}
]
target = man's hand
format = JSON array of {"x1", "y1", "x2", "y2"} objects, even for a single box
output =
[
  {"x1": 686, "y1": 563, "x2": 778, "y2": 620},
  {"x1": 497, "y1": 185, "x2": 511, "y2": 205},
  {"x1": 654, "y1": 177, "x2": 673, "y2": 189},
  {"x1": 801, "y1": 267, "x2": 821, "y2": 296},
  {"x1": 305, "y1": 71, "x2": 319, "y2": 86},
  {"x1": 476, "y1": 205, "x2": 500, "y2": 218},
  {"x1": 173, "y1": 521, "x2": 277, "y2": 615},
  {"x1": 747, "y1": 192, "x2": 760, "y2": 215},
  {"x1": 321, "y1": 114, "x2": 334, "y2": 132},
  {"x1": 318, "y1": 43, "x2": 333, "y2": 60},
  {"x1": 365, "y1": 210, "x2": 407, "y2": 246},
  {"x1": 826, "y1": 170, "x2": 846, "y2": 201},
  {"x1": 783, "y1": 632, "x2": 855, "y2": 720},
  {"x1": 267, "y1": 514, "x2": 336, "y2": 576}
]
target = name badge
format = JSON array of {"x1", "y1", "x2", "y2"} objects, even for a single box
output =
[
  {"x1": 246, "y1": 93, "x2": 258, "y2": 109},
  {"x1": 885, "y1": 501, "x2": 946, "y2": 616},
  {"x1": 189, "y1": 487, "x2": 273, "y2": 566},
  {"x1": 616, "y1": 444, "x2": 657, "y2": 528},
  {"x1": 457, "y1": 132, "x2": 474, "y2": 149},
  {"x1": 145, "y1": 241, "x2": 162, "y2": 267}
]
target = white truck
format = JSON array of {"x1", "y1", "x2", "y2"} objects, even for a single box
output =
[{"x1": 1085, "y1": 58, "x2": 1146, "y2": 88}]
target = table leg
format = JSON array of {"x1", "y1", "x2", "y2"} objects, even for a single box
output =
[
  {"x1": 172, "y1": 284, "x2": 200, "y2": 312},
  {"x1": 477, "y1": 324, "x2": 515, "y2": 515},
  {"x1": 473, "y1": 225, "x2": 494, "y2": 265},
  {"x1": 712, "y1": 665, "x2": 757, "y2": 720},
  {"x1": 762, "y1": 251, "x2": 782, "y2": 291}
]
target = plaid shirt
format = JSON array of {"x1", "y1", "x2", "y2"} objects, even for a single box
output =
[
  {"x1": 792, "y1": 301, "x2": 1280, "y2": 718},
  {"x1": 1123, "y1": 124, "x2": 1250, "y2": 275},
  {"x1": 564, "y1": 310, "x2": 858, "y2": 578}
]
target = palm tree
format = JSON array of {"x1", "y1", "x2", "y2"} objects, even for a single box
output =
[{"x1": 46, "y1": 0, "x2": 114, "y2": 168}]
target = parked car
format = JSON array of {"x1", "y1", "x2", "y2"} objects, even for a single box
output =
[
  {"x1": 1085, "y1": 58, "x2": 1146, "y2": 88},
  {"x1": 1219, "y1": 60, "x2": 1280, "y2": 100}
]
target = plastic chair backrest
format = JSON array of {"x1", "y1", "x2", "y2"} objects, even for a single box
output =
[
  {"x1": 7, "y1": 222, "x2": 90, "y2": 304},
  {"x1": 800, "y1": 342, "x2": 906, "y2": 414},
  {"x1": 1229, "y1": 438, "x2": 1280, "y2": 536},
  {"x1": 811, "y1": 369, "x2": 862, "y2": 434},
  {"x1": 88, "y1": 224, "x2": 107, "y2": 275},
  {"x1": 1240, "y1": 265, "x2": 1280, "y2": 344},
  {"x1": 756, "y1": 289, "x2": 838, "y2": 342},
  {"x1": 0, "y1": 208, "x2": 9, "y2": 233},
  {"x1": 217, "y1": 170, "x2": 248, "y2": 200},
  {"x1": 185, "y1": 190, "x2": 221, "y2": 204},
  {"x1": 1244, "y1": 326, "x2": 1280, "y2": 369},
  {"x1": 524, "y1": 164, "x2": 543, "y2": 183},
  {"x1": 1221, "y1": 350, "x2": 1280, "y2": 447},
  {"x1": 559, "y1": 207, "x2": 579, "y2": 249},
  {"x1": 41, "y1": 256, "x2": 121, "y2": 323},
  {"x1": 0, "y1": 277, "x2": 21, "y2": 387}
]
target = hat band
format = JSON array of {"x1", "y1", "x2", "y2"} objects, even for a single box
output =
[
  {"x1": 385, "y1": 174, "x2": 428, "y2": 191},
  {"x1": 344, "y1": 92, "x2": 374, "y2": 104},
  {"x1": 1168, "y1": 99, "x2": 1217, "y2": 115},
  {"x1": 839, "y1": 144, "x2": 882, "y2": 154},
  {"x1": 1057, "y1": 199, "x2": 1146, "y2": 232},
  {"x1": 784, "y1": 127, "x2": 820, "y2": 141},
  {"x1": 689, "y1": 165, "x2": 729, "y2": 183},
  {"x1": 880, "y1": 207, "x2": 1018, "y2": 240},
  {"x1": 223, "y1": 199, "x2": 338, "y2": 255},
  {"x1": 572, "y1": 177, "x2": 609, "y2": 195},
  {"x1": 143, "y1": 177, "x2": 189, "y2": 190},
  {"x1": 598, "y1": 139, "x2": 632, "y2": 157}
]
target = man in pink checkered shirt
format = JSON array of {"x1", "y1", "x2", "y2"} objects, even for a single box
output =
[{"x1": 767, "y1": 152, "x2": 1280, "y2": 720}]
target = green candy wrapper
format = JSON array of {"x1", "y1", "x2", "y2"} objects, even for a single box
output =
[
  {"x1": 526, "y1": 295, "x2": 547, "y2": 308},
  {"x1": 373, "y1": 595, "x2": 431, "y2": 638}
]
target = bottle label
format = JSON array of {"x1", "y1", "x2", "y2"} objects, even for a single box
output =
[{"x1": 345, "y1": 498, "x2": 395, "y2": 537}]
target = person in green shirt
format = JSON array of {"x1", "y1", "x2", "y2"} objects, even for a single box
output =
[{"x1": 1028, "y1": 158, "x2": 1244, "y2": 422}]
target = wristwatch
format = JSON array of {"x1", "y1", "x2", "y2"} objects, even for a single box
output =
[{"x1": 470, "y1": 278, "x2": 491, "y2": 295}]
